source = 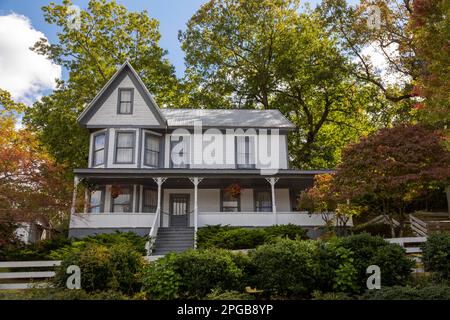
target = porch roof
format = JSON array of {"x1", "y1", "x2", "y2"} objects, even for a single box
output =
[{"x1": 73, "y1": 168, "x2": 333, "y2": 189}]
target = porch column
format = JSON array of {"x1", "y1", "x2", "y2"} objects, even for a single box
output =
[
  {"x1": 266, "y1": 177, "x2": 279, "y2": 224},
  {"x1": 189, "y1": 177, "x2": 203, "y2": 248},
  {"x1": 84, "y1": 189, "x2": 89, "y2": 214},
  {"x1": 70, "y1": 176, "x2": 80, "y2": 216},
  {"x1": 153, "y1": 177, "x2": 167, "y2": 227}
]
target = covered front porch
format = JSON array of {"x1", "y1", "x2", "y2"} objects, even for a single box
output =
[{"x1": 69, "y1": 169, "x2": 338, "y2": 243}]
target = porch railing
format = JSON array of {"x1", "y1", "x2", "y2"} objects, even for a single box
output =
[{"x1": 146, "y1": 208, "x2": 160, "y2": 255}]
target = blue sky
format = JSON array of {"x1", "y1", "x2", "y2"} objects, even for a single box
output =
[
  {"x1": 0, "y1": 0, "x2": 361, "y2": 105},
  {"x1": 0, "y1": 0, "x2": 347, "y2": 78}
]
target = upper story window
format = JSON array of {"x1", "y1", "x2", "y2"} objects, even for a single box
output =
[
  {"x1": 144, "y1": 133, "x2": 160, "y2": 167},
  {"x1": 236, "y1": 136, "x2": 255, "y2": 169},
  {"x1": 254, "y1": 190, "x2": 272, "y2": 212},
  {"x1": 115, "y1": 131, "x2": 135, "y2": 164},
  {"x1": 89, "y1": 188, "x2": 104, "y2": 213},
  {"x1": 170, "y1": 136, "x2": 190, "y2": 168},
  {"x1": 221, "y1": 189, "x2": 240, "y2": 212},
  {"x1": 92, "y1": 132, "x2": 106, "y2": 166},
  {"x1": 117, "y1": 88, "x2": 133, "y2": 114}
]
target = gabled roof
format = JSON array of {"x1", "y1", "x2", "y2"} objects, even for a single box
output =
[
  {"x1": 77, "y1": 61, "x2": 167, "y2": 127},
  {"x1": 77, "y1": 61, "x2": 296, "y2": 130},
  {"x1": 161, "y1": 109, "x2": 295, "y2": 129}
]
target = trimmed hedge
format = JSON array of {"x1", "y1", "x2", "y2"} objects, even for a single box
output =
[
  {"x1": 54, "y1": 243, "x2": 144, "y2": 295},
  {"x1": 361, "y1": 285, "x2": 450, "y2": 300},
  {"x1": 421, "y1": 232, "x2": 450, "y2": 279},
  {"x1": 142, "y1": 249, "x2": 244, "y2": 299},
  {"x1": 197, "y1": 224, "x2": 308, "y2": 250}
]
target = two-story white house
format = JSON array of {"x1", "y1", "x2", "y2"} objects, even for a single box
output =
[{"x1": 69, "y1": 61, "x2": 336, "y2": 255}]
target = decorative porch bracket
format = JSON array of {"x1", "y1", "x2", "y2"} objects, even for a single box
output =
[
  {"x1": 147, "y1": 177, "x2": 167, "y2": 255},
  {"x1": 265, "y1": 177, "x2": 279, "y2": 224},
  {"x1": 189, "y1": 177, "x2": 204, "y2": 249}
]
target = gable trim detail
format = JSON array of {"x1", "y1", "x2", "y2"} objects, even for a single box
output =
[{"x1": 77, "y1": 61, "x2": 167, "y2": 128}]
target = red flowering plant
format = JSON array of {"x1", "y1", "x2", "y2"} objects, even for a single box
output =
[{"x1": 225, "y1": 183, "x2": 241, "y2": 198}]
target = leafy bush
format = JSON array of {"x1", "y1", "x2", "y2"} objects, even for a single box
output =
[
  {"x1": 421, "y1": 232, "x2": 450, "y2": 279},
  {"x1": 371, "y1": 244, "x2": 414, "y2": 287},
  {"x1": 311, "y1": 291, "x2": 352, "y2": 300},
  {"x1": 54, "y1": 243, "x2": 144, "y2": 295},
  {"x1": 172, "y1": 249, "x2": 244, "y2": 298},
  {"x1": 248, "y1": 239, "x2": 316, "y2": 297},
  {"x1": 0, "y1": 288, "x2": 128, "y2": 300},
  {"x1": 142, "y1": 249, "x2": 243, "y2": 299},
  {"x1": 0, "y1": 236, "x2": 71, "y2": 261},
  {"x1": 197, "y1": 224, "x2": 307, "y2": 250},
  {"x1": 361, "y1": 285, "x2": 450, "y2": 300},
  {"x1": 205, "y1": 289, "x2": 254, "y2": 300},
  {"x1": 50, "y1": 232, "x2": 147, "y2": 259},
  {"x1": 142, "y1": 254, "x2": 181, "y2": 300},
  {"x1": 338, "y1": 233, "x2": 413, "y2": 291}
]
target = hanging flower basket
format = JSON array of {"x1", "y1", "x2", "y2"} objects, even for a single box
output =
[
  {"x1": 225, "y1": 183, "x2": 241, "y2": 198},
  {"x1": 111, "y1": 185, "x2": 122, "y2": 199}
]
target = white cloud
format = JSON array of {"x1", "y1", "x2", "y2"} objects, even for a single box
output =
[
  {"x1": 0, "y1": 13, "x2": 61, "y2": 105},
  {"x1": 360, "y1": 42, "x2": 410, "y2": 87}
]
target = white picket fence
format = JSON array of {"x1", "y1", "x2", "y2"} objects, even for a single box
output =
[
  {"x1": 386, "y1": 237, "x2": 427, "y2": 254},
  {"x1": 0, "y1": 260, "x2": 61, "y2": 290}
]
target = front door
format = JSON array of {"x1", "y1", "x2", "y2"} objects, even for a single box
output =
[{"x1": 169, "y1": 194, "x2": 190, "y2": 227}]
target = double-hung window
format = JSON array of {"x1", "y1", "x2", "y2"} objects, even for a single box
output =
[
  {"x1": 254, "y1": 190, "x2": 272, "y2": 212},
  {"x1": 170, "y1": 135, "x2": 190, "y2": 168},
  {"x1": 142, "y1": 188, "x2": 157, "y2": 213},
  {"x1": 92, "y1": 132, "x2": 106, "y2": 166},
  {"x1": 89, "y1": 188, "x2": 104, "y2": 213},
  {"x1": 144, "y1": 133, "x2": 160, "y2": 167},
  {"x1": 118, "y1": 88, "x2": 133, "y2": 114},
  {"x1": 115, "y1": 132, "x2": 135, "y2": 164},
  {"x1": 236, "y1": 136, "x2": 255, "y2": 169},
  {"x1": 221, "y1": 189, "x2": 240, "y2": 212},
  {"x1": 111, "y1": 186, "x2": 133, "y2": 213}
]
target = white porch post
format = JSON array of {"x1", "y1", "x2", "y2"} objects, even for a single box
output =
[
  {"x1": 71, "y1": 176, "x2": 80, "y2": 216},
  {"x1": 266, "y1": 177, "x2": 279, "y2": 224},
  {"x1": 189, "y1": 177, "x2": 203, "y2": 249},
  {"x1": 84, "y1": 189, "x2": 89, "y2": 213}
]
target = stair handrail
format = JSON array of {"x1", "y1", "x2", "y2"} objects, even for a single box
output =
[{"x1": 146, "y1": 208, "x2": 160, "y2": 255}]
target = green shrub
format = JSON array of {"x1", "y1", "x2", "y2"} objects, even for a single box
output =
[
  {"x1": 54, "y1": 242, "x2": 144, "y2": 295},
  {"x1": 50, "y1": 232, "x2": 147, "y2": 259},
  {"x1": 371, "y1": 244, "x2": 414, "y2": 287},
  {"x1": 0, "y1": 236, "x2": 71, "y2": 261},
  {"x1": 142, "y1": 249, "x2": 243, "y2": 299},
  {"x1": 173, "y1": 249, "x2": 244, "y2": 298},
  {"x1": 197, "y1": 224, "x2": 308, "y2": 250},
  {"x1": 421, "y1": 232, "x2": 450, "y2": 279},
  {"x1": 205, "y1": 289, "x2": 254, "y2": 300},
  {"x1": 338, "y1": 233, "x2": 413, "y2": 291},
  {"x1": 142, "y1": 254, "x2": 181, "y2": 300},
  {"x1": 361, "y1": 285, "x2": 450, "y2": 300},
  {"x1": 0, "y1": 288, "x2": 128, "y2": 300},
  {"x1": 311, "y1": 291, "x2": 353, "y2": 300},
  {"x1": 248, "y1": 239, "x2": 316, "y2": 297}
]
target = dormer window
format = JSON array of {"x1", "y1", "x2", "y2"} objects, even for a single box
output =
[{"x1": 117, "y1": 88, "x2": 133, "y2": 114}]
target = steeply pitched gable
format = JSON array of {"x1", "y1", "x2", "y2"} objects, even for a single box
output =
[{"x1": 77, "y1": 61, "x2": 167, "y2": 128}]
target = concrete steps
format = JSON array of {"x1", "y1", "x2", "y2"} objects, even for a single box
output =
[{"x1": 152, "y1": 227, "x2": 194, "y2": 255}]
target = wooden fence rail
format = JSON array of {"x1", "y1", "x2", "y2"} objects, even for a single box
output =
[{"x1": 0, "y1": 260, "x2": 61, "y2": 290}]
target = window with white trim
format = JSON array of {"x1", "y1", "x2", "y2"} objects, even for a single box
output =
[
  {"x1": 118, "y1": 88, "x2": 133, "y2": 114},
  {"x1": 254, "y1": 190, "x2": 272, "y2": 212},
  {"x1": 144, "y1": 133, "x2": 160, "y2": 167},
  {"x1": 92, "y1": 132, "x2": 106, "y2": 166},
  {"x1": 115, "y1": 132, "x2": 135, "y2": 163},
  {"x1": 236, "y1": 136, "x2": 255, "y2": 169}
]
